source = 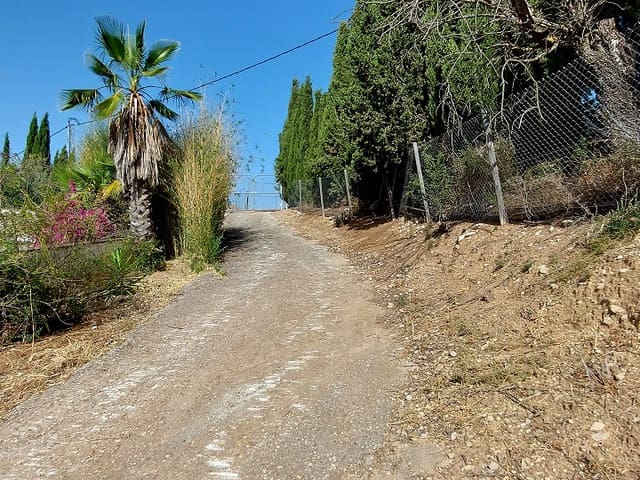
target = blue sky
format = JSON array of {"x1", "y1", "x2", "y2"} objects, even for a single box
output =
[{"x1": 0, "y1": 0, "x2": 354, "y2": 182}]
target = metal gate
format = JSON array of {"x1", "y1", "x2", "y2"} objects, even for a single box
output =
[{"x1": 229, "y1": 174, "x2": 284, "y2": 211}]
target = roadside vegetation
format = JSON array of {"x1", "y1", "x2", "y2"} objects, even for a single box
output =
[
  {"x1": 1, "y1": 17, "x2": 235, "y2": 348},
  {"x1": 275, "y1": 1, "x2": 640, "y2": 215},
  {"x1": 171, "y1": 105, "x2": 236, "y2": 272}
]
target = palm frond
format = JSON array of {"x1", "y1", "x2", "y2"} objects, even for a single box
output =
[
  {"x1": 94, "y1": 91, "x2": 124, "y2": 118},
  {"x1": 142, "y1": 66, "x2": 169, "y2": 78},
  {"x1": 149, "y1": 100, "x2": 179, "y2": 121},
  {"x1": 61, "y1": 89, "x2": 103, "y2": 111},
  {"x1": 123, "y1": 25, "x2": 146, "y2": 73},
  {"x1": 135, "y1": 20, "x2": 146, "y2": 60},
  {"x1": 101, "y1": 179, "x2": 122, "y2": 199},
  {"x1": 95, "y1": 16, "x2": 126, "y2": 63},
  {"x1": 86, "y1": 54, "x2": 121, "y2": 88},
  {"x1": 160, "y1": 87, "x2": 203, "y2": 104},
  {"x1": 110, "y1": 96, "x2": 168, "y2": 189},
  {"x1": 144, "y1": 41, "x2": 179, "y2": 69}
]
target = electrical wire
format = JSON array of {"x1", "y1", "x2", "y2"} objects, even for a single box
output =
[{"x1": 188, "y1": 28, "x2": 339, "y2": 92}]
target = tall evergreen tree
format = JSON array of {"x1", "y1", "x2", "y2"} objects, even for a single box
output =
[
  {"x1": 275, "y1": 78, "x2": 301, "y2": 201},
  {"x1": 293, "y1": 76, "x2": 314, "y2": 176},
  {"x1": 53, "y1": 145, "x2": 69, "y2": 166},
  {"x1": 24, "y1": 113, "x2": 39, "y2": 161},
  {"x1": 275, "y1": 77, "x2": 314, "y2": 203},
  {"x1": 1, "y1": 133, "x2": 9, "y2": 166},
  {"x1": 37, "y1": 113, "x2": 51, "y2": 166},
  {"x1": 317, "y1": 1, "x2": 500, "y2": 211},
  {"x1": 306, "y1": 90, "x2": 330, "y2": 177}
]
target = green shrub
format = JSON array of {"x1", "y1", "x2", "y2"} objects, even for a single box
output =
[
  {"x1": 587, "y1": 199, "x2": 640, "y2": 255},
  {"x1": 0, "y1": 236, "x2": 164, "y2": 345},
  {"x1": 423, "y1": 152, "x2": 453, "y2": 217}
]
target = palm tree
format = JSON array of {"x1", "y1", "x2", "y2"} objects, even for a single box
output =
[{"x1": 61, "y1": 16, "x2": 201, "y2": 239}]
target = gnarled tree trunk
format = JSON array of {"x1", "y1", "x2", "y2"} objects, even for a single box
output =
[{"x1": 580, "y1": 18, "x2": 640, "y2": 144}]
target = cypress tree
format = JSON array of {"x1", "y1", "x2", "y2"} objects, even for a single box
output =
[
  {"x1": 24, "y1": 113, "x2": 39, "y2": 161},
  {"x1": 1, "y1": 133, "x2": 9, "y2": 166},
  {"x1": 37, "y1": 113, "x2": 51, "y2": 166},
  {"x1": 275, "y1": 77, "x2": 316, "y2": 203},
  {"x1": 53, "y1": 145, "x2": 69, "y2": 165},
  {"x1": 275, "y1": 79, "x2": 301, "y2": 202},
  {"x1": 293, "y1": 76, "x2": 314, "y2": 178},
  {"x1": 322, "y1": 23, "x2": 360, "y2": 177},
  {"x1": 306, "y1": 90, "x2": 331, "y2": 177},
  {"x1": 320, "y1": 1, "x2": 499, "y2": 210}
]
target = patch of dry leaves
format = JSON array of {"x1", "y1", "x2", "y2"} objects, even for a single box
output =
[{"x1": 278, "y1": 210, "x2": 640, "y2": 480}]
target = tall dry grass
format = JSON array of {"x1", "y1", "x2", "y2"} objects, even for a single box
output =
[{"x1": 171, "y1": 105, "x2": 236, "y2": 271}]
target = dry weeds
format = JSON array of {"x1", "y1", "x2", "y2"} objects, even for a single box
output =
[
  {"x1": 0, "y1": 260, "x2": 195, "y2": 417},
  {"x1": 278, "y1": 210, "x2": 640, "y2": 480}
]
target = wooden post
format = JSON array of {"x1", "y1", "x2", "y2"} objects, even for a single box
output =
[
  {"x1": 412, "y1": 142, "x2": 432, "y2": 222},
  {"x1": 318, "y1": 177, "x2": 326, "y2": 217},
  {"x1": 343, "y1": 169, "x2": 352, "y2": 212},
  {"x1": 487, "y1": 140, "x2": 508, "y2": 225},
  {"x1": 298, "y1": 179, "x2": 303, "y2": 212}
]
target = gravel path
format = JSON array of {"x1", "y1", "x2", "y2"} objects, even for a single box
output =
[{"x1": 0, "y1": 211, "x2": 403, "y2": 479}]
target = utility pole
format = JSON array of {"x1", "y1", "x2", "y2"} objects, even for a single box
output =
[{"x1": 67, "y1": 117, "x2": 79, "y2": 159}]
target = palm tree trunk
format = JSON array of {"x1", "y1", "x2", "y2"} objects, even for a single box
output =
[{"x1": 128, "y1": 182, "x2": 154, "y2": 240}]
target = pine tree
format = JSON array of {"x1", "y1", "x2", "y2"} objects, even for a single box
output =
[
  {"x1": 37, "y1": 113, "x2": 51, "y2": 166},
  {"x1": 24, "y1": 113, "x2": 39, "y2": 161},
  {"x1": 1, "y1": 133, "x2": 9, "y2": 166}
]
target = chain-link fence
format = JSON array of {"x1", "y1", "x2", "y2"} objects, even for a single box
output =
[
  {"x1": 290, "y1": 169, "x2": 353, "y2": 216},
  {"x1": 403, "y1": 32, "x2": 640, "y2": 223}
]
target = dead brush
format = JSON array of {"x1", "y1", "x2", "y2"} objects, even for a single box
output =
[{"x1": 579, "y1": 358, "x2": 619, "y2": 395}]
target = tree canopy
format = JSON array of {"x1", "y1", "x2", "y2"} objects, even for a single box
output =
[{"x1": 274, "y1": 0, "x2": 640, "y2": 212}]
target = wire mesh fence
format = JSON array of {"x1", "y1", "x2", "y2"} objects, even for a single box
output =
[
  {"x1": 290, "y1": 170, "x2": 353, "y2": 216},
  {"x1": 404, "y1": 32, "x2": 640, "y2": 223}
]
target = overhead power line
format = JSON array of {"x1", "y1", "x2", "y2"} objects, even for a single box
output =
[
  {"x1": 189, "y1": 28, "x2": 339, "y2": 91},
  {"x1": 12, "y1": 27, "x2": 340, "y2": 157}
]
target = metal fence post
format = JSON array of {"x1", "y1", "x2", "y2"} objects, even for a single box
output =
[
  {"x1": 343, "y1": 169, "x2": 353, "y2": 212},
  {"x1": 318, "y1": 177, "x2": 326, "y2": 217},
  {"x1": 280, "y1": 184, "x2": 284, "y2": 210},
  {"x1": 486, "y1": 137, "x2": 508, "y2": 226},
  {"x1": 412, "y1": 142, "x2": 432, "y2": 222}
]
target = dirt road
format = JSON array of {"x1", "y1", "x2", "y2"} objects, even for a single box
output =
[{"x1": 0, "y1": 212, "x2": 403, "y2": 479}]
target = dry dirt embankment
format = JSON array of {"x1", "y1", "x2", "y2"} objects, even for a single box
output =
[{"x1": 278, "y1": 210, "x2": 640, "y2": 480}]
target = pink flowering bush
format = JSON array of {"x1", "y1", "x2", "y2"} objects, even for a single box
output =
[{"x1": 39, "y1": 181, "x2": 117, "y2": 247}]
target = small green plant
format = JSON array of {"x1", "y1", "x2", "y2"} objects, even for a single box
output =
[
  {"x1": 102, "y1": 247, "x2": 140, "y2": 297},
  {"x1": 494, "y1": 255, "x2": 507, "y2": 271},
  {"x1": 423, "y1": 152, "x2": 453, "y2": 218},
  {"x1": 601, "y1": 201, "x2": 640, "y2": 240},
  {"x1": 521, "y1": 260, "x2": 532, "y2": 273},
  {"x1": 455, "y1": 319, "x2": 473, "y2": 337}
]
